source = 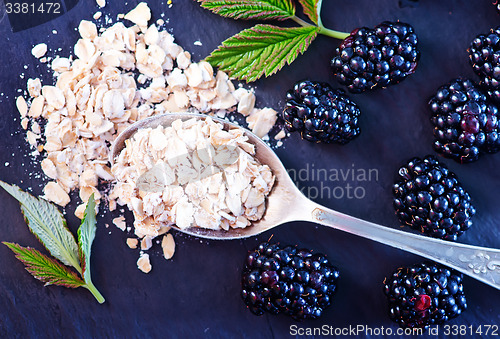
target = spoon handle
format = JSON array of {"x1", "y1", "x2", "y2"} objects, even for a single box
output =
[{"x1": 311, "y1": 206, "x2": 500, "y2": 290}]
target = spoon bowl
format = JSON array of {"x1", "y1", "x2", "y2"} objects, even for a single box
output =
[
  {"x1": 111, "y1": 112, "x2": 300, "y2": 240},
  {"x1": 111, "y1": 112, "x2": 500, "y2": 290}
]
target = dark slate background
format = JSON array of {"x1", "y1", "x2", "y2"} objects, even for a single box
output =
[{"x1": 0, "y1": 0, "x2": 499, "y2": 337}]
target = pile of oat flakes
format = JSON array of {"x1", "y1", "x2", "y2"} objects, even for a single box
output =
[
  {"x1": 15, "y1": 2, "x2": 282, "y2": 272},
  {"x1": 112, "y1": 117, "x2": 275, "y2": 237}
]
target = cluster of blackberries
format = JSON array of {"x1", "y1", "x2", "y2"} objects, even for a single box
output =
[
  {"x1": 426, "y1": 25, "x2": 500, "y2": 163},
  {"x1": 428, "y1": 78, "x2": 500, "y2": 163},
  {"x1": 241, "y1": 242, "x2": 339, "y2": 320},
  {"x1": 383, "y1": 262, "x2": 467, "y2": 329},
  {"x1": 240, "y1": 243, "x2": 468, "y2": 329},
  {"x1": 282, "y1": 7, "x2": 500, "y2": 165},
  {"x1": 283, "y1": 21, "x2": 420, "y2": 143},
  {"x1": 270, "y1": 8, "x2": 489, "y2": 330},
  {"x1": 331, "y1": 21, "x2": 420, "y2": 93},
  {"x1": 469, "y1": 26, "x2": 500, "y2": 103},
  {"x1": 392, "y1": 155, "x2": 475, "y2": 241},
  {"x1": 283, "y1": 80, "x2": 361, "y2": 144}
]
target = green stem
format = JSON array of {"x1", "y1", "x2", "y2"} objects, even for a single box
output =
[
  {"x1": 291, "y1": 16, "x2": 350, "y2": 40},
  {"x1": 84, "y1": 281, "x2": 105, "y2": 304},
  {"x1": 318, "y1": 26, "x2": 350, "y2": 40}
]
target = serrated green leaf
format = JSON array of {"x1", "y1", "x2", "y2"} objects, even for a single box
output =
[
  {"x1": 206, "y1": 24, "x2": 319, "y2": 82},
  {"x1": 199, "y1": 0, "x2": 295, "y2": 21},
  {"x1": 0, "y1": 181, "x2": 81, "y2": 273},
  {"x1": 3, "y1": 242, "x2": 85, "y2": 288},
  {"x1": 76, "y1": 194, "x2": 105, "y2": 304},
  {"x1": 297, "y1": 0, "x2": 320, "y2": 24},
  {"x1": 77, "y1": 194, "x2": 96, "y2": 283}
]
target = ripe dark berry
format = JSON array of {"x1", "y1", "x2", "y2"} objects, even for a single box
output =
[
  {"x1": 383, "y1": 262, "x2": 467, "y2": 329},
  {"x1": 428, "y1": 78, "x2": 500, "y2": 163},
  {"x1": 283, "y1": 80, "x2": 361, "y2": 144},
  {"x1": 241, "y1": 242, "x2": 340, "y2": 320},
  {"x1": 469, "y1": 26, "x2": 500, "y2": 103},
  {"x1": 393, "y1": 155, "x2": 475, "y2": 240},
  {"x1": 331, "y1": 21, "x2": 419, "y2": 93}
]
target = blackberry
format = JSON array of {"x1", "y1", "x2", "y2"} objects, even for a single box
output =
[
  {"x1": 383, "y1": 262, "x2": 467, "y2": 329},
  {"x1": 392, "y1": 155, "x2": 475, "y2": 241},
  {"x1": 429, "y1": 78, "x2": 500, "y2": 163},
  {"x1": 331, "y1": 21, "x2": 419, "y2": 93},
  {"x1": 283, "y1": 80, "x2": 361, "y2": 144},
  {"x1": 468, "y1": 26, "x2": 500, "y2": 103},
  {"x1": 241, "y1": 242, "x2": 340, "y2": 320}
]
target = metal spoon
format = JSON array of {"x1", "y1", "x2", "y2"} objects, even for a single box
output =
[{"x1": 110, "y1": 112, "x2": 500, "y2": 290}]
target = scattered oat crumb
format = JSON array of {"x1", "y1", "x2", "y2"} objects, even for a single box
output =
[
  {"x1": 127, "y1": 238, "x2": 138, "y2": 249},
  {"x1": 31, "y1": 43, "x2": 47, "y2": 58},
  {"x1": 124, "y1": 2, "x2": 151, "y2": 29},
  {"x1": 137, "y1": 253, "x2": 152, "y2": 273},
  {"x1": 156, "y1": 19, "x2": 164, "y2": 26},
  {"x1": 96, "y1": 0, "x2": 105, "y2": 8},
  {"x1": 39, "y1": 57, "x2": 47, "y2": 63},
  {"x1": 20, "y1": 118, "x2": 29, "y2": 129},
  {"x1": 93, "y1": 11, "x2": 102, "y2": 20},
  {"x1": 235, "y1": 88, "x2": 256, "y2": 116},
  {"x1": 113, "y1": 216, "x2": 126, "y2": 231},
  {"x1": 117, "y1": 13, "x2": 124, "y2": 19},
  {"x1": 194, "y1": 40, "x2": 202, "y2": 46},
  {"x1": 52, "y1": 30, "x2": 58, "y2": 34},
  {"x1": 31, "y1": 121, "x2": 41, "y2": 134},
  {"x1": 162, "y1": 234, "x2": 175, "y2": 260},
  {"x1": 43, "y1": 182, "x2": 71, "y2": 207},
  {"x1": 277, "y1": 141, "x2": 283, "y2": 147},
  {"x1": 141, "y1": 236, "x2": 153, "y2": 250},
  {"x1": 27, "y1": 78, "x2": 41, "y2": 97},
  {"x1": 15, "y1": 96, "x2": 28, "y2": 117},
  {"x1": 78, "y1": 20, "x2": 98, "y2": 40},
  {"x1": 274, "y1": 130, "x2": 286, "y2": 140},
  {"x1": 247, "y1": 108, "x2": 278, "y2": 138},
  {"x1": 28, "y1": 96, "x2": 44, "y2": 118}
]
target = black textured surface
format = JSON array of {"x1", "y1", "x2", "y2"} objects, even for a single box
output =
[
  {"x1": 0, "y1": 0, "x2": 499, "y2": 338},
  {"x1": 4, "y1": 0, "x2": 71, "y2": 32}
]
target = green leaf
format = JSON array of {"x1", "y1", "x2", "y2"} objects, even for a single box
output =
[
  {"x1": 77, "y1": 194, "x2": 96, "y2": 283},
  {"x1": 297, "y1": 0, "x2": 320, "y2": 24},
  {"x1": 206, "y1": 24, "x2": 319, "y2": 82},
  {"x1": 199, "y1": 0, "x2": 295, "y2": 21},
  {"x1": 77, "y1": 194, "x2": 105, "y2": 304},
  {"x1": 0, "y1": 181, "x2": 81, "y2": 273},
  {"x1": 3, "y1": 242, "x2": 85, "y2": 288}
]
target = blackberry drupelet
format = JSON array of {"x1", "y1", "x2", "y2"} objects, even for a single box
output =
[
  {"x1": 393, "y1": 155, "x2": 475, "y2": 241},
  {"x1": 469, "y1": 26, "x2": 500, "y2": 103},
  {"x1": 241, "y1": 242, "x2": 340, "y2": 320},
  {"x1": 283, "y1": 80, "x2": 361, "y2": 144},
  {"x1": 429, "y1": 78, "x2": 500, "y2": 163},
  {"x1": 383, "y1": 262, "x2": 467, "y2": 329},
  {"x1": 331, "y1": 21, "x2": 419, "y2": 93}
]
